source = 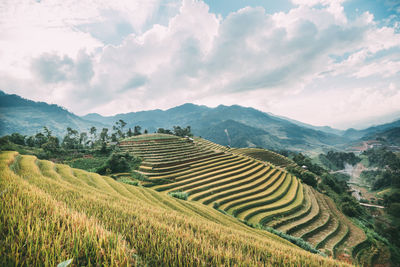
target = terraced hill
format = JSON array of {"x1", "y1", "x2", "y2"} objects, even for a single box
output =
[
  {"x1": 0, "y1": 151, "x2": 351, "y2": 266},
  {"x1": 231, "y1": 147, "x2": 295, "y2": 167},
  {"x1": 119, "y1": 134, "x2": 367, "y2": 262}
]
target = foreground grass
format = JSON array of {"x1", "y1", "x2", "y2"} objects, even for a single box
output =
[{"x1": 1, "y1": 151, "x2": 351, "y2": 266}]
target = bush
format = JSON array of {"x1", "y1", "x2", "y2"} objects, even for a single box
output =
[
  {"x1": 341, "y1": 200, "x2": 362, "y2": 217},
  {"x1": 67, "y1": 156, "x2": 108, "y2": 172},
  {"x1": 97, "y1": 152, "x2": 141, "y2": 175},
  {"x1": 9, "y1": 133, "x2": 26, "y2": 146},
  {"x1": 119, "y1": 178, "x2": 139, "y2": 186},
  {"x1": 131, "y1": 171, "x2": 148, "y2": 181},
  {"x1": 262, "y1": 226, "x2": 325, "y2": 256},
  {"x1": 168, "y1": 191, "x2": 189, "y2": 200},
  {"x1": 287, "y1": 166, "x2": 317, "y2": 187}
]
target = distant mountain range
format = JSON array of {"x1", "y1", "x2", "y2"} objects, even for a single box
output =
[
  {"x1": 1, "y1": 90, "x2": 400, "y2": 153},
  {"x1": 0, "y1": 91, "x2": 106, "y2": 137},
  {"x1": 82, "y1": 103, "x2": 351, "y2": 153}
]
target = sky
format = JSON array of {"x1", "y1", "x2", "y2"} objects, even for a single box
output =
[{"x1": 0, "y1": 0, "x2": 399, "y2": 129}]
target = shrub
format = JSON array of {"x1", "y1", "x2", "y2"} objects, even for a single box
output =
[
  {"x1": 96, "y1": 152, "x2": 141, "y2": 175},
  {"x1": 119, "y1": 178, "x2": 139, "y2": 186},
  {"x1": 131, "y1": 171, "x2": 147, "y2": 181},
  {"x1": 262, "y1": 226, "x2": 325, "y2": 256},
  {"x1": 287, "y1": 166, "x2": 317, "y2": 187},
  {"x1": 168, "y1": 191, "x2": 189, "y2": 200}
]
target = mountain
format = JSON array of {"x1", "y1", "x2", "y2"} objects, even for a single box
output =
[
  {"x1": 269, "y1": 113, "x2": 345, "y2": 136},
  {"x1": 343, "y1": 119, "x2": 400, "y2": 140},
  {"x1": 0, "y1": 91, "x2": 106, "y2": 137},
  {"x1": 83, "y1": 103, "x2": 350, "y2": 153},
  {"x1": 363, "y1": 127, "x2": 400, "y2": 146},
  {"x1": 8, "y1": 90, "x2": 400, "y2": 153}
]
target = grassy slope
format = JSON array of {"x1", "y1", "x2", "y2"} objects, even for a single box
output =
[{"x1": 0, "y1": 151, "x2": 350, "y2": 266}]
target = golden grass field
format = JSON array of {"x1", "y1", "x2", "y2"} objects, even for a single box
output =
[{"x1": 0, "y1": 150, "x2": 353, "y2": 266}]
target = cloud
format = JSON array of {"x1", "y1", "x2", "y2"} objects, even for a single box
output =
[
  {"x1": 122, "y1": 74, "x2": 148, "y2": 90},
  {"x1": 0, "y1": 0, "x2": 400, "y2": 129},
  {"x1": 31, "y1": 51, "x2": 94, "y2": 84}
]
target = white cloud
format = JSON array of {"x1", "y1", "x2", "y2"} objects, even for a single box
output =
[{"x1": 0, "y1": 0, "x2": 400, "y2": 129}]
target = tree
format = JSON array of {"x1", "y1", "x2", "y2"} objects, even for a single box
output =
[
  {"x1": 96, "y1": 152, "x2": 140, "y2": 174},
  {"x1": 111, "y1": 133, "x2": 118, "y2": 142},
  {"x1": 173, "y1": 126, "x2": 192, "y2": 137},
  {"x1": 144, "y1": 129, "x2": 148, "y2": 134},
  {"x1": 35, "y1": 132, "x2": 47, "y2": 147},
  {"x1": 134, "y1": 125, "x2": 141, "y2": 136},
  {"x1": 90, "y1": 126, "x2": 97, "y2": 146},
  {"x1": 127, "y1": 128, "x2": 133, "y2": 137},
  {"x1": 62, "y1": 127, "x2": 79, "y2": 149},
  {"x1": 43, "y1": 126, "x2": 52, "y2": 138},
  {"x1": 99, "y1": 128, "x2": 109, "y2": 143},
  {"x1": 79, "y1": 132, "x2": 88, "y2": 147},
  {"x1": 42, "y1": 136, "x2": 60, "y2": 153},
  {"x1": 9, "y1": 133, "x2": 26, "y2": 145},
  {"x1": 157, "y1": 128, "x2": 172, "y2": 134},
  {"x1": 26, "y1": 136, "x2": 35, "y2": 147},
  {"x1": 113, "y1": 119, "x2": 127, "y2": 139}
]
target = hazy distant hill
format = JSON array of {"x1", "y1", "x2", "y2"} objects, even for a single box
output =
[
  {"x1": 362, "y1": 127, "x2": 400, "y2": 146},
  {"x1": 343, "y1": 119, "x2": 400, "y2": 140},
  {"x1": 83, "y1": 103, "x2": 350, "y2": 153},
  {"x1": 269, "y1": 113, "x2": 345, "y2": 136},
  {"x1": 0, "y1": 91, "x2": 106, "y2": 137}
]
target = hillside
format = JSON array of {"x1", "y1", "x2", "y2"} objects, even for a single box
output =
[
  {"x1": 118, "y1": 134, "x2": 368, "y2": 263},
  {"x1": 0, "y1": 91, "x2": 105, "y2": 137},
  {"x1": 363, "y1": 127, "x2": 400, "y2": 146},
  {"x1": 0, "y1": 150, "x2": 351, "y2": 266},
  {"x1": 231, "y1": 147, "x2": 295, "y2": 167}
]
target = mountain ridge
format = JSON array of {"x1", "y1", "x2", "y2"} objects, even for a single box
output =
[
  {"x1": 2, "y1": 90, "x2": 400, "y2": 153},
  {"x1": 0, "y1": 90, "x2": 107, "y2": 137}
]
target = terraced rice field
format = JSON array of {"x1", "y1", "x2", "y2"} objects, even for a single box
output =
[
  {"x1": 231, "y1": 147, "x2": 295, "y2": 167},
  {"x1": 119, "y1": 134, "x2": 367, "y2": 261},
  {"x1": 0, "y1": 151, "x2": 351, "y2": 266}
]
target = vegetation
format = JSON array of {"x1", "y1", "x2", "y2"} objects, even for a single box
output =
[
  {"x1": 96, "y1": 152, "x2": 141, "y2": 175},
  {"x1": 315, "y1": 147, "x2": 400, "y2": 264},
  {"x1": 360, "y1": 148, "x2": 400, "y2": 190},
  {"x1": 168, "y1": 191, "x2": 189, "y2": 200},
  {"x1": 287, "y1": 166, "x2": 318, "y2": 187},
  {"x1": 319, "y1": 151, "x2": 360, "y2": 171},
  {"x1": 0, "y1": 151, "x2": 352, "y2": 266},
  {"x1": 263, "y1": 226, "x2": 324, "y2": 256},
  {"x1": 356, "y1": 148, "x2": 400, "y2": 263},
  {"x1": 118, "y1": 177, "x2": 139, "y2": 186},
  {"x1": 66, "y1": 156, "x2": 109, "y2": 173}
]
